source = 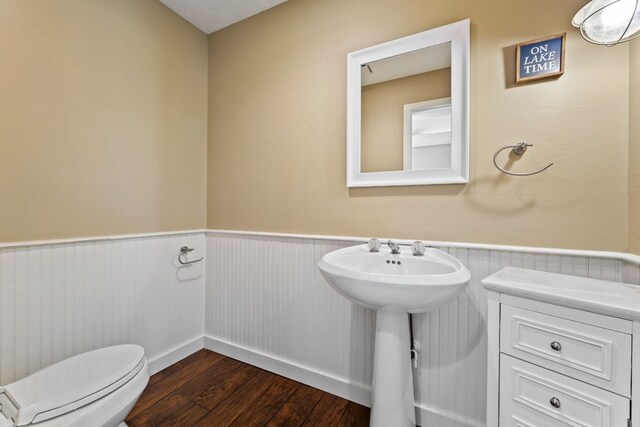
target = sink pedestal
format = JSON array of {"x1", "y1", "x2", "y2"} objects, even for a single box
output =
[{"x1": 371, "y1": 310, "x2": 416, "y2": 427}]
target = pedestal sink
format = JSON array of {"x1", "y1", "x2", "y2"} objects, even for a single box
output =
[{"x1": 318, "y1": 243, "x2": 470, "y2": 427}]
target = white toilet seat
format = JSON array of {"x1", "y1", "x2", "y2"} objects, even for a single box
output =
[{"x1": 0, "y1": 345, "x2": 149, "y2": 427}]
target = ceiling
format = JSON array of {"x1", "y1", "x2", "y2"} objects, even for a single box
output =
[{"x1": 159, "y1": 0, "x2": 287, "y2": 34}]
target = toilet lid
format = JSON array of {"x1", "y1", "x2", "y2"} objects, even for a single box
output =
[{"x1": 0, "y1": 344, "x2": 145, "y2": 426}]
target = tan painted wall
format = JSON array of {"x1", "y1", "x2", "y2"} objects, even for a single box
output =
[
  {"x1": 361, "y1": 69, "x2": 451, "y2": 172},
  {"x1": 207, "y1": 0, "x2": 630, "y2": 251},
  {"x1": 630, "y1": 39, "x2": 640, "y2": 255},
  {"x1": 0, "y1": 0, "x2": 208, "y2": 243}
]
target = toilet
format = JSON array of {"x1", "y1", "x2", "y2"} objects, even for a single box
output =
[{"x1": 0, "y1": 345, "x2": 149, "y2": 427}]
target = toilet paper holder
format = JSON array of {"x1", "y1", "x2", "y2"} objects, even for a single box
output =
[{"x1": 178, "y1": 246, "x2": 204, "y2": 265}]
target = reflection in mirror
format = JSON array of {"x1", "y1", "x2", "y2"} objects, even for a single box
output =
[{"x1": 360, "y1": 43, "x2": 452, "y2": 173}]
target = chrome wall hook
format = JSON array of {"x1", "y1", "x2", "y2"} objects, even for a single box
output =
[
  {"x1": 493, "y1": 142, "x2": 553, "y2": 176},
  {"x1": 178, "y1": 246, "x2": 204, "y2": 265}
]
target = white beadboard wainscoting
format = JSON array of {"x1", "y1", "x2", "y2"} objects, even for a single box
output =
[
  {"x1": 204, "y1": 230, "x2": 640, "y2": 427},
  {"x1": 0, "y1": 231, "x2": 206, "y2": 386},
  {"x1": 1, "y1": 227, "x2": 640, "y2": 426}
]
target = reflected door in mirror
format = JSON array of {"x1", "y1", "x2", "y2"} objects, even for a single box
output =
[{"x1": 404, "y1": 97, "x2": 451, "y2": 171}]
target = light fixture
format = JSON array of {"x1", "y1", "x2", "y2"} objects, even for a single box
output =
[{"x1": 572, "y1": 0, "x2": 640, "y2": 46}]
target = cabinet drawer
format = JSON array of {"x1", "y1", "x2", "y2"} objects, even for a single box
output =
[
  {"x1": 500, "y1": 355, "x2": 629, "y2": 427},
  {"x1": 500, "y1": 304, "x2": 631, "y2": 397}
]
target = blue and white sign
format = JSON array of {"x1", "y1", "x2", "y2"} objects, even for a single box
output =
[{"x1": 516, "y1": 33, "x2": 565, "y2": 84}]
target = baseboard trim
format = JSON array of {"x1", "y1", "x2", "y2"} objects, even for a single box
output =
[
  {"x1": 203, "y1": 335, "x2": 474, "y2": 427},
  {"x1": 148, "y1": 336, "x2": 204, "y2": 376},
  {"x1": 203, "y1": 335, "x2": 370, "y2": 406},
  {"x1": 416, "y1": 407, "x2": 477, "y2": 427}
]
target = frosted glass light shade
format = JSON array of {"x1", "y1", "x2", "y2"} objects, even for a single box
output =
[{"x1": 572, "y1": 0, "x2": 640, "y2": 45}]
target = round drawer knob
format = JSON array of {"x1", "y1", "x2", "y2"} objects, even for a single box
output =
[
  {"x1": 550, "y1": 341, "x2": 562, "y2": 351},
  {"x1": 550, "y1": 397, "x2": 561, "y2": 408}
]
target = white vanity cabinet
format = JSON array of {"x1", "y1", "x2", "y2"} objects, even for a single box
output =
[{"x1": 482, "y1": 267, "x2": 640, "y2": 427}]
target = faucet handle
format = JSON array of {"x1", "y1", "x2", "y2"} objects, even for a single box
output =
[
  {"x1": 367, "y1": 238, "x2": 381, "y2": 252},
  {"x1": 411, "y1": 241, "x2": 426, "y2": 256}
]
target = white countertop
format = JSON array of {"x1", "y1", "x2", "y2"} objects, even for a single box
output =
[{"x1": 481, "y1": 267, "x2": 640, "y2": 322}]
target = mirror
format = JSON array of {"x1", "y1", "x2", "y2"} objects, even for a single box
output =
[{"x1": 347, "y1": 20, "x2": 470, "y2": 187}]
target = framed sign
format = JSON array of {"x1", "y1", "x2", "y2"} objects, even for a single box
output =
[{"x1": 516, "y1": 33, "x2": 565, "y2": 84}]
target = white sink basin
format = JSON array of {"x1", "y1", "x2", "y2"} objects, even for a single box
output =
[
  {"x1": 318, "y1": 244, "x2": 470, "y2": 313},
  {"x1": 318, "y1": 243, "x2": 470, "y2": 427}
]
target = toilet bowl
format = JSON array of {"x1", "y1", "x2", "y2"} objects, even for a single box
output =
[{"x1": 0, "y1": 345, "x2": 149, "y2": 427}]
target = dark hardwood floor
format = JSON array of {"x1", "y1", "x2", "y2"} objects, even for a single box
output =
[{"x1": 126, "y1": 349, "x2": 370, "y2": 426}]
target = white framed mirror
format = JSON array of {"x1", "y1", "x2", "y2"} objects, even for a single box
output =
[{"x1": 347, "y1": 19, "x2": 470, "y2": 187}]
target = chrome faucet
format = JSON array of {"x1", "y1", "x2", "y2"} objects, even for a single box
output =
[{"x1": 387, "y1": 240, "x2": 400, "y2": 255}]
